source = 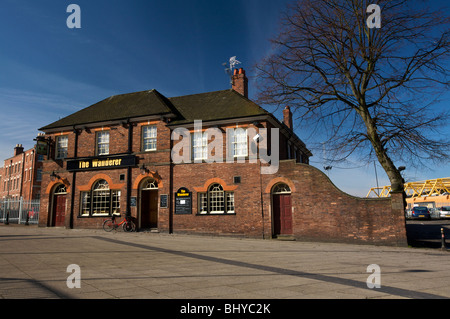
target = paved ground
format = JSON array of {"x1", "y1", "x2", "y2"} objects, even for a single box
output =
[
  {"x1": 406, "y1": 219, "x2": 450, "y2": 248},
  {"x1": 0, "y1": 224, "x2": 449, "y2": 300}
]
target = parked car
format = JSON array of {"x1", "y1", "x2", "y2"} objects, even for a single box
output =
[
  {"x1": 410, "y1": 206, "x2": 431, "y2": 219},
  {"x1": 438, "y1": 206, "x2": 450, "y2": 219},
  {"x1": 429, "y1": 207, "x2": 441, "y2": 219},
  {"x1": 405, "y1": 209, "x2": 412, "y2": 219}
]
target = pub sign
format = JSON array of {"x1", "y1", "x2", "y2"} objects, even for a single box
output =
[{"x1": 175, "y1": 187, "x2": 192, "y2": 215}]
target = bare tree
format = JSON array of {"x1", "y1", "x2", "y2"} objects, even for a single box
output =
[{"x1": 255, "y1": 0, "x2": 450, "y2": 193}]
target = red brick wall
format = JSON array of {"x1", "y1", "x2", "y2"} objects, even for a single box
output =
[
  {"x1": 262, "y1": 160, "x2": 407, "y2": 246},
  {"x1": 38, "y1": 120, "x2": 407, "y2": 246},
  {"x1": 170, "y1": 162, "x2": 264, "y2": 237}
]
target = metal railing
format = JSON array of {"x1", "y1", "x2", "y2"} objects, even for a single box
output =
[{"x1": 0, "y1": 198, "x2": 40, "y2": 224}]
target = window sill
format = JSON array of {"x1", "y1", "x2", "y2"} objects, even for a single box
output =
[
  {"x1": 77, "y1": 214, "x2": 112, "y2": 218},
  {"x1": 196, "y1": 212, "x2": 236, "y2": 216}
]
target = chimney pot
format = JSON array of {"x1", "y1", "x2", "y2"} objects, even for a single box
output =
[
  {"x1": 14, "y1": 143, "x2": 24, "y2": 156},
  {"x1": 232, "y1": 68, "x2": 249, "y2": 98}
]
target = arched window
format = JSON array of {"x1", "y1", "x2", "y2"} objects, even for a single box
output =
[
  {"x1": 272, "y1": 183, "x2": 291, "y2": 194},
  {"x1": 54, "y1": 184, "x2": 67, "y2": 194},
  {"x1": 80, "y1": 179, "x2": 121, "y2": 217},
  {"x1": 198, "y1": 183, "x2": 235, "y2": 215},
  {"x1": 141, "y1": 178, "x2": 158, "y2": 190},
  {"x1": 92, "y1": 180, "x2": 110, "y2": 216}
]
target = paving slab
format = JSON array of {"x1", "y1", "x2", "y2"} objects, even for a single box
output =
[{"x1": 0, "y1": 224, "x2": 449, "y2": 301}]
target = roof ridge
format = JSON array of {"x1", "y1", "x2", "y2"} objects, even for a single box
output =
[{"x1": 168, "y1": 89, "x2": 231, "y2": 100}]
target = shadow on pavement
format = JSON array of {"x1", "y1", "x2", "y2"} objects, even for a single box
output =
[{"x1": 406, "y1": 220, "x2": 450, "y2": 249}]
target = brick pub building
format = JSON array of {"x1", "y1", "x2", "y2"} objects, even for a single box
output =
[{"x1": 38, "y1": 69, "x2": 407, "y2": 246}]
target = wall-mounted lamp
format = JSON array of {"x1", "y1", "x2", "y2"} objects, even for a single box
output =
[
  {"x1": 253, "y1": 133, "x2": 262, "y2": 143},
  {"x1": 50, "y1": 171, "x2": 60, "y2": 181},
  {"x1": 140, "y1": 164, "x2": 149, "y2": 175}
]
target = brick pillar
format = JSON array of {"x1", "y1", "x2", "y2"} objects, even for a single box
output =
[{"x1": 390, "y1": 191, "x2": 408, "y2": 246}]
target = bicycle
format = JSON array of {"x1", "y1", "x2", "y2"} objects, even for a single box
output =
[{"x1": 103, "y1": 214, "x2": 136, "y2": 232}]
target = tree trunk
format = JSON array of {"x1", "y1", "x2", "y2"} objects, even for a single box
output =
[{"x1": 358, "y1": 108, "x2": 404, "y2": 193}]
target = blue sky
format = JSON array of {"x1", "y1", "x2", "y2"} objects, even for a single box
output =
[{"x1": 0, "y1": 0, "x2": 448, "y2": 197}]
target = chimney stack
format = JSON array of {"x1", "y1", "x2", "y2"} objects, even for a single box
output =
[
  {"x1": 14, "y1": 144, "x2": 24, "y2": 156},
  {"x1": 232, "y1": 68, "x2": 248, "y2": 98},
  {"x1": 283, "y1": 106, "x2": 293, "y2": 130}
]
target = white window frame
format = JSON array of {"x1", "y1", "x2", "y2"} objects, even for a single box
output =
[
  {"x1": 232, "y1": 128, "x2": 248, "y2": 157},
  {"x1": 192, "y1": 131, "x2": 208, "y2": 161},
  {"x1": 56, "y1": 135, "x2": 68, "y2": 159},
  {"x1": 197, "y1": 183, "x2": 235, "y2": 215},
  {"x1": 96, "y1": 131, "x2": 110, "y2": 155},
  {"x1": 142, "y1": 125, "x2": 157, "y2": 151},
  {"x1": 81, "y1": 179, "x2": 121, "y2": 217}
]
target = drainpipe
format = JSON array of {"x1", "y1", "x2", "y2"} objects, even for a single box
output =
[
  {"x1": 169, "y1": 126, "x2": 174, "y2": 234},
  {"x1": 126, "y1": 119, "x2": 133, "y2": 217},
  {"x1": 69, "y1": 127, "x2": 79, "y2": 229}
]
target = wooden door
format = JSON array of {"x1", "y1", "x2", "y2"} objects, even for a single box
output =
[
  {"x1": 273, "y1": 194, "x2": 292, "y2": 235},
  {"x1": 141, "y1": 190, "x2": 158, "y2": 228},
  {"x1": 52, "y1": 194, "x2": 66, "y2": 227}
]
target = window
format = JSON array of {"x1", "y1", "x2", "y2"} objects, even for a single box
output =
[
  {"x1": 96, "y1": 131, "x2": 110, "y2": 155},
  {"x1": 272, "y1": 183, "x2": 291, "y2": 194},
  {"x1": 142, "y1": 126, "x2": 157, "y2": 151},
  {"x1": 92, "y1": 180, "x2": 110, "y2": 216},
  {"x1": 232, "y1": 128, "x2": 248, "y2": 157},
  {"x1": 197, "y1": 183, "x2": 235, "y2": 215},
  {"x1": 192, "y1": 131, "x2": 208, "y2": 161},
  {"x1": 79, "y1": 179, "x2": 120, "y2": 217},
  {"x1": 198, "y1": 193, "x2": 208, "y2": 214},
  {"x1": 36, "y1": 169, "x2": 42, "y2": 182},
  {"x1": 54, "y1": 184, "x2": 67, "y2": 194},
  {"x1": 80, "y1": 192, "x2": 91, "y2": 216},
  {"x1": 56, "y1": 136, "x2": 68, "y2": 159},
  {"x1": 141, "y1": 178, "x2": 158, "y2": 190}
]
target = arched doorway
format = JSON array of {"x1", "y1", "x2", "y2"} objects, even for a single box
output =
[
  {"x1": 51, "y1": 184, "x2": 67, "y2": 227},
  {"x1": 271, "y1": 183, "x2": 292, "y2": 237},
  {"x1": 139, "y1": 178, "x2": 158, "y2": 230}
]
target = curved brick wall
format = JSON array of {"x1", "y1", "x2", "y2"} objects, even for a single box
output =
[{"x1": 262, "y1": 160, "x2": 408, "y2": 246}]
